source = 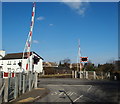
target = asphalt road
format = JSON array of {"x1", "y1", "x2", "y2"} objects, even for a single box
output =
[{"x1": 36, "y1": 78, "x2": 120, "y2": 104}]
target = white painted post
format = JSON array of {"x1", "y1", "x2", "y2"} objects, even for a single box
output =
[
  {"x1": 93, "y1": 71, "x2": 96, "y2": 79},
  {"x1": 34, "y1": 72, "x2": 38, "y2": 88},
  {"x1": 114, "y1": 76, "x2": 117, "y2": 80},
  {"x1": 108, "y1": 72, "x2": 110, "y2": 79},
  {"x1": 42, "y1": 70, "x2": 45, "y2": 75},
  {"x1": 19, "y1": 73, "x2": 22, "y2": 95},
  {"x1": 80, "y1": 71, "x2": 82, "y2": 79},
  {"x1": 22, "y1": 74, "x2": 25, "y2": 94},
  {"x1": 86, "y1": 71, "x2": 88, "y2": 79},
  {"x1": 101, "y1": 72, "x2": 103, "y2": 79},
  {"x1": 75, "y1": 71, "x2": 77, "y2": 78},
  {"x1": 29, "y1": 73, "x2": 31, "y2": 91},
  {"x1": 14, "y1": 77, "x2": 18, "y2": 99},
  {"x1": 4, "y1": 78, "x2": 9, "y2": 102},
  {"x1": 72, "y1": 71, "x2": 74, "y2": 78}
]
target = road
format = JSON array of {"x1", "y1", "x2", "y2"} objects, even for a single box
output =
[{"x1": 36, "y1": 78, "x2": 120, "y2": 104}]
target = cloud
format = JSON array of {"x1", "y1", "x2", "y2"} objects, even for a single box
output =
[
  {"x1": 37, "y1": 16, "x2": 45, "y2": 21},
  {"x1": 61, "y1": 0, "x2": 89, "y2": 16},
  {"x1": 33, "y1": 40, "x2": 39, "y2": 44},
  {"x1": 49, "y1": 24, "x2": 54, "y2": 26}
]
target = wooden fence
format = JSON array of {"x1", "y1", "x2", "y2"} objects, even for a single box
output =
[
  {"x1": 72, "y1": 71, "x2": 112, "y2": 80},
  {"x1": 0, "y1": 72, "x2": 38, "y2": 103}
]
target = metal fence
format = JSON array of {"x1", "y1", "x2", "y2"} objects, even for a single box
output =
[{"x1": 0, "y1": 72, "x2": 38, "y2": 103}]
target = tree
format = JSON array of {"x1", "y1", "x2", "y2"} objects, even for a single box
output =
[
  {"x1": 84, "y1": 62, "x2": 95, "y2": 71},
  {"x1": 59, "y1": 58, "x2": 71, "y2": 68}
]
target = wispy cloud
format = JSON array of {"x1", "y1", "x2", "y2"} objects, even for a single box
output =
[
  {"x1": 33, "y1": 40, "x2": 39, "y2": 44},
  {"x1": 37, "y1": 16, "x2": 45, "y2": 21},
  {"x1": 61, "y1": 0, "x2": 89, "y2": 16},
  {"x1": 49, "y1": 24, "x2": 54, "y2": 26}
]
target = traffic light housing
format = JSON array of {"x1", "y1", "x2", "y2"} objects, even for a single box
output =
[{"x1": 18, "y1": 62, "x2": 22, "y2": 67}]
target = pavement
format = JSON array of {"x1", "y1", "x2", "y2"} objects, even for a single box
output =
[
  {"x1": 9, "y1": 87, "x2": 49, "y2": 104},
  {"x1": 8, "y1": 78, "x2": 120, "y2": 104}
]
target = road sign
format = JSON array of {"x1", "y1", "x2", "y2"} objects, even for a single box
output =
[{"x1": 80, "y1": 57, "x2": 88, "y2": 62}]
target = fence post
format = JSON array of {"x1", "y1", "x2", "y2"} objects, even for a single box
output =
[
  {"x1": 4, "y1": 78, "x2": 9, "y2": 102},
  {"x1": 72, "y1": 71, "x2": 74, "y2": 78},
  {"x1": 93, "y1": 71, "x2": 96, "y2": 79},
  {"x1": 22, "y1": 74, "x2": 25, "y2": 94},
  {"x1": 80, "y1": 71, "x2": 82, "y2": 79},
  {"x1": 42, "y1": 70, "x2": 45, "y2": 75},
  {"x1": 14, "y1": 77, "x2": 18, "y2": 99},
  {"x1": 19, "y1": 73, "x2": 22, "y2": 95},
  {"x1": 86, "y1": 71, "x2": 88, "y2": 79},
  {"x1": 75, "y1": 71, "x2": 77, "y2": 78},
  {"x1": 34, "y1": 72, "x2": 38, "y2": 88},
  {"x1": 29, "y1": 72, "x2": 31, "y2": 91},
  {"x1": 101, "y1": 72, "x2": 103, "y2": 79}
]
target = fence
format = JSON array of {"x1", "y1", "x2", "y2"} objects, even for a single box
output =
[
  {"x1": 0, "y1": 72, "x2": 38, "y2": 103},
  {"x1": 72, "y1": 71, "x2": 113, "y2": 80}
]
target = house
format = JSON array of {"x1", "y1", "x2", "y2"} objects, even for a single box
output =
[
  {"x1": 0, "y1": 50, "x2": 43, "y2": 73},
  {"x1": 43, "y1": 62, "x2": 58, "y2": 67}
]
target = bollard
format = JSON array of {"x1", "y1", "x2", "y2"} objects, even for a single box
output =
[
  {"x1": 4, "y1": 78, "x2": 9, "y2": 102},
  {"x1": 14, "y1": 77, "x2": 18, "y2": 99}
]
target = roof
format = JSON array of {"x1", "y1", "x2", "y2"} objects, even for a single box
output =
[{"x1": 1, "y1": 51, "x2": 43, "y2": 60}]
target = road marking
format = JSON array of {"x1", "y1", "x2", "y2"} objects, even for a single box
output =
[
  {"x1": 69, "y1": 92, "x2": 74, "y2": 96},
  {"x1": 59, "y1": 92, "x2": 64, "y2": 95},
  {"x1": 87, "y1": 85, "x2": 92, "y2": 92},
  {"x1": 51, "y1": 92, "x2": 58, "y2": 95},
  {"x1": 73, "y1": 95, "x2": 83, "y2": 102}
]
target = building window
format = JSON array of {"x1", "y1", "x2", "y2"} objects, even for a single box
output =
[
  {"x1": 7, "y1": 61, "x2": 11, "y2": 65},
  {"x1": 1, "y1": 61, "x2": 3, "y2": 65},
  {"x1": 13, "y1": 61, "x2": 16, "y2": 65}
]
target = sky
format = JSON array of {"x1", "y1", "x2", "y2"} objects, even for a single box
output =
[{"x1": 2, "y1": 2, "x2": 118, "y2": 65}]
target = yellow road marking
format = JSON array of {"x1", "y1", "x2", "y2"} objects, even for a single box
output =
[{"x1": 17, "y1": 97, "x2": 34, "y2": 103}]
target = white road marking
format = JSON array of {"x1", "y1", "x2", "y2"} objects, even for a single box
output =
[
  {"x1": 59, "y1": 92, "x2": 64, "y2": 95},
  {"x1": 67, "y1": 92, "x2": 72, "y2": 96},
  {"x1": 73, "y1": 85, "x2": 92, "y2": 102},
  {"x1": 87, "y1": 85, "x2": 92, "y2": 92},
  {"x1": 51, "y1": 92, "x2": 57, "y2": 95},
  {"x1": 73, "y1": 95, "x2": 83, "y2": 102},
  {"x1": 69, "y1": 92, "x2": 74, "y2": 96}
]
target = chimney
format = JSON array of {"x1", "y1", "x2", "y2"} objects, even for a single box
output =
[{"x1": 0, "y1": 50, "x2": 6, "y2": 59}]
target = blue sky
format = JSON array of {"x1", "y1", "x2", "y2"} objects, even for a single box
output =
[{"x1": 2, "y1": 2, "x2": 118, "y2": 64}]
